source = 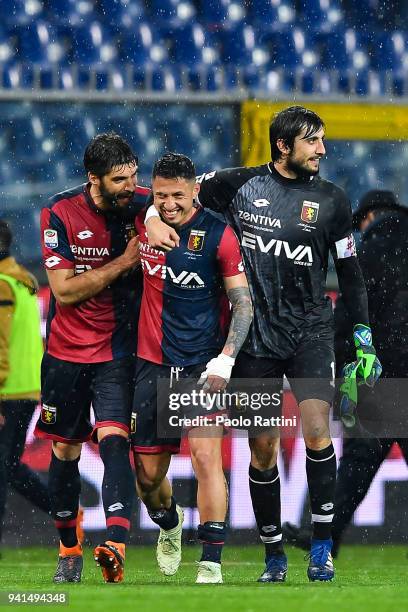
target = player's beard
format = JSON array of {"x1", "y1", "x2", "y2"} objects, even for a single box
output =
[
  {"x1": 99, "y1": 182, "x2": 133, "y2": 210},
  {"x1": 286, "y1": 155, "x2": 321, "y2": 179}
]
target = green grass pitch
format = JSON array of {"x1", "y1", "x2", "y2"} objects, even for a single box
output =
[{"x1": 1, "y1": 545, "x2": 407, "y2": 612}]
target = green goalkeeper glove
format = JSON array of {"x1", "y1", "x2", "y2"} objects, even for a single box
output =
[
  {"x1": 353, "y1": 324, "x2": 382, "y2": 387},
  {"x1": 339, "y1": 360, "x2": 360, "y2": 428}
]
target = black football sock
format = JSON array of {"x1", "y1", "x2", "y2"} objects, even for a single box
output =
[
  {"x1": 99, "y1": 435, "x2": 135, "y2": 544},
  {"x1": 148, "y1": 496, "x2": 179, "y2": 530},
  {"x1": 306, "y1": 443, "x2": 336, "y2": 541},
  {"x1": 48, "y1": 452, "x2": 81, "y2": 548},
  {"x1": 249, "y1": 464, "x2": 284, "y2": 558},
  {"x1": 198, "y1": 521, "x2": 226, "y2": 564}
]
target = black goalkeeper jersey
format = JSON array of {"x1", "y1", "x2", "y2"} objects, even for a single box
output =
[{"x1": 197, "y1": 163, "x2": 356, "y2": 359}]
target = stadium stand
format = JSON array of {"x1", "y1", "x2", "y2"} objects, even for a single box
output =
[{"x1": 0, "y1": 0, "x2": 405, "y2": 95}]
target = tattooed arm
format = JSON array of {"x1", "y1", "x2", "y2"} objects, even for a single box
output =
[
  {"x1": 222, "y1": 274, "x2": 253, "y2": 358},
  {"x1": 199, "y1": 272, "x2": 253, "y2": 392}
]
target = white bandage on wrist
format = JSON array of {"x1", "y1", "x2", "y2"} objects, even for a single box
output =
[
  {"x1": 144, "y1": 205, "x2": 160, "y2": 223},
  {"x1": 198, "y1": 353, "x2": 236, "y2": 385}
]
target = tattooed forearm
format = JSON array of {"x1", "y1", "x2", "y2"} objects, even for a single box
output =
[{"x1": 223, "y1": 286, "x2": 253, "y2": 358}]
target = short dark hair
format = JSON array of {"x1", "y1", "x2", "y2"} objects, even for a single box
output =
[
  {"x1": 83, "y1": 132, "x2": 137, "y2": 177},
  {"x1": 152, "y1": 152, "x2": 196, "y2": 181},
  {"x1": 269, "y1": 106, "x2": 325, "y2": 162},
  {"x1": 0, "y1": 220, "x2": 12, "y2": 253}
]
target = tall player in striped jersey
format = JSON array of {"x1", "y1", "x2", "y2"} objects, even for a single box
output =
[
  {"x1": 144, "y1": 107, "x2": 381, "y2": 583},
  {"x1": 132, "y1": 153, "x2": 252, "y2": 584},
  {"x1": 38, "y1": 133, "x2": 146, "y2": 584}
]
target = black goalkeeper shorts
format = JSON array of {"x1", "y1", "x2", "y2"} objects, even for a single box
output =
[{"x1": 233, "y1": 338, "x2": 335, "y2": 405}]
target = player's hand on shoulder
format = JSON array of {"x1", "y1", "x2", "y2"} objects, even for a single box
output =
[
  {"x1": 121, "y1": 236, "x2": 141, "y2": 269},
  {"x1": 146, "y1": 217, "x2": 180, "y2": 251}
]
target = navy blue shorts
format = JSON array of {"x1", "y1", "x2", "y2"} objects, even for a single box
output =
[
  {"x1": 131, "y1": 358, "x2": 222, "y2": 455},
  {"x1": 35, "y1": 353, "x2": 136, "y2": 443}
]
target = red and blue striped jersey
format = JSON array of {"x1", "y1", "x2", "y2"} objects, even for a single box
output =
[
  {"x1": 41, "y1": 183, "x2": 148, "y2": 363},
  {"x1": 136, "y1": 206, "x2": 243, "y2": 366}
]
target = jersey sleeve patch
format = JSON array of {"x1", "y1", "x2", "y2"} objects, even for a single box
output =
[
  {"x1": 217, "y1": 225, "x2": 243, "y2": 276},
  {"x1": 41, "y1": 208, "x2": 75, "y2": 270},
  {"x1": 335, "y1": 234, "x2": 357, "y2": 259}
]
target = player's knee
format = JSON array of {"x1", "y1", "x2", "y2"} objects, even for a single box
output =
[
  {"x1": 191, "y1": 446, "x2": 219, "y2": 478},
  {"x1": 97, "y1": 426, "x2": 128, "y2": 442},
  {"x1": 304, "y1": 436, "x2": 332, "y2": 451},
  {"x1": 136, "y1": 462, "x2": 167, "y2": 493},
  {"x1": 52, "y1": 441, "x2": 81, "y2": 461},
  {"x1": 249, "y1": 436, "x2": 279, "y2": 469}
]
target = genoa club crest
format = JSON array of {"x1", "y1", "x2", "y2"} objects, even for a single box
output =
[
  {"x1": 188, "y1": 229, "x2": 206, "y2": 251},
  {"x1": 41, "y1": 404, "x2": 57, "y2": 424},
  {"x1": 301, "y1": 201, "x2": 319, "y2": 224}
]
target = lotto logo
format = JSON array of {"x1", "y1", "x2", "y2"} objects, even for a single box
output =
[
  {"x1": 321, "y1": 503, "x2": 334, "y2": 512},
  {"x1": 77, "y1": 230, "x2": 93, "y2": 239},
  {"x1": 108, "y1": 502, "x2": 124, "y2": 512},
  {"x1": 56, "y1": 510, "x2": 72, "y2": 518},
  {"x1": 45, "y1": 256, "x2": 62, "y2": 268},
  {"x1": 262, "y1": 524, "x2": 277, "y2": 533},
  {"x1": 253, "y1": 199, "x2": 270, "y2": 208}
]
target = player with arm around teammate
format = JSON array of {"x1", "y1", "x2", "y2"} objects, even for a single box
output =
[
  {"x1": 37, "y1": 133, "x2": 147, "y2": 584},
  {"x1": 144, "y1": 108, "x2": 381, "y2": 583},
  {"x1": 132, "y1": 153, "x2": 253, "y2": 584}
]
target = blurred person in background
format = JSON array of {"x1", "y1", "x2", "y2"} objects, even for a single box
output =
[
  {"x1": 283, "y1": 190, "x2": 408, "y2": 556},
  {"x1": 0, "y1": 219, "x2": 50, "y2": 552}
]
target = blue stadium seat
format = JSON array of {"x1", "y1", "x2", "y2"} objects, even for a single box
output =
[
  {"x1": 298, "y1": 0, "x2": 343, "y2": 32},
  {"x1": 14, "y1": 22, "x2": 67, "y2": 65},
  {"x1": 186, "y1": 66, "x2": 223, "y2": 91},
  {"x1": 243, "y1": 65, "x2": 262, "y2": 90},
  {"x1": 149, "y1": 0, "x2": 196, "y2": 23},
  {"x1": 319, "y1": 28, "x2": 369, "y2": 71},
  {"x1": 99, "y1": 0, "x2": 145, "y2": 28},
  {"x1": 198, "y1": 0, "x2": 246, "y2": 27},
  {"x1": 170, "y1": 23, "x2": 219, "y2": 67},
  {"x1": 46, "y1": 0, "x2": 98, "y2": 26},
  {"x1": 249, "y1": 0, "x2": 296, "y2": 30},
  {"x1": 218, "y1": 24, "x2": 270, "y2": 68},
  {"x1": 120, "y1": 22, "x2": 168, "y2": 70},
  {"x1": 2, "y1": 0, "x2": 45, "y2": 26},
  {"x1": 0, "y1": 29, "x2": 17, "y2": 65},
  {"x1": 11, "y1": 115, "x2": 53, "y2": 163},
  {"x1": 392, "y1": 73, "x2": 407, "y2": 97},
  {"x1": 70, "y1": 21, "x2": 118, "y2": 65},
  {"x1": 262, "y1": 28, "x2": 319, "y2": 70},
  {"x1": 1, "y1": 63, "x2": 34, "y2": 88},
  {"x1": 151, "y1": 66, "x2": 182, "y2": 91},
  {"x1": 371, "y1": 31, "x2": 406, "y2": 71}
]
